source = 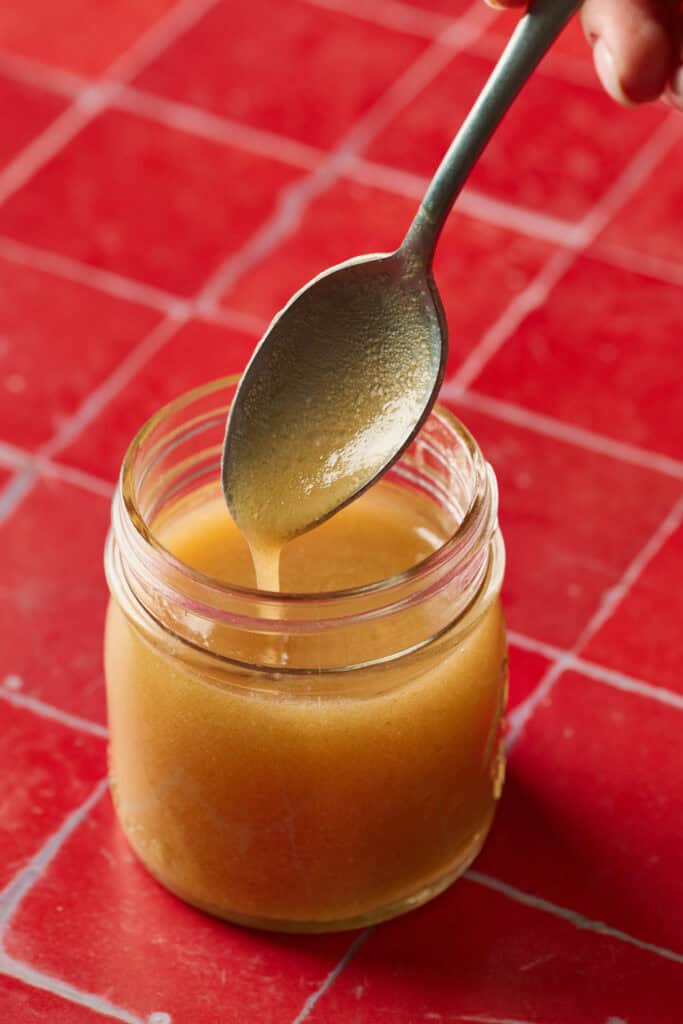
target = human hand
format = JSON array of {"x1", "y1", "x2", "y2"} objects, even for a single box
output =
[{"x1": 487, "y1": 0, "x2": 683, "y2": 109}]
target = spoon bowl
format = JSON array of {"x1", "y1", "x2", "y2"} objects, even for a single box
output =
[{"x1": 222, "y1": 248, "x2": 446, "y2": 542}]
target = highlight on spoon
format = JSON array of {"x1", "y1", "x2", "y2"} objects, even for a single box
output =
[{"x1": 222, "y1": 250, "x2": 447, "y2": 544}]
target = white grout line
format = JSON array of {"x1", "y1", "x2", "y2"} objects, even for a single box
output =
[
  {"x1": 591, "y1": 240, "x2": 683, "y2": 289},
  {"x1": 581, "y1": 494, "x2": 683, "y2": 642},
  {"x1": 290, "y1": 927, "x2": 373, "y2": 1024},
  {"x1": 0, "y1": 0, "x2": 225, "y2": 211},
  {"x1": 447, "y1": 248, "x2": 576, "y2": 394},
  {"x1": 116, "y1": 86, "x2": 323, "y2": 172},
  {"x1": 0, "y1": 101, "x2": 104, "y2": 208},
  {"x1": 0, "y1": 232, "x2": 267, "y2": 340},
  {"x1": 36, "y1": 460, "x2": 115, "y2": 499},
  {"x1": 578, "y1": 114, "x2": 682, "y2": 243},
  {"x1": 567, "y1": 658, "x2": 683, "y2": 713},
  {"x1": 0, "y1": 441, "x2": 26, "y2": 469},
  {"x1": 204, "y1": 305, "x2": 266, "y2": 336},
  {"x1": 303, "y1": 0, "x2": 453, "y2": 37},
  {"x1": 0, "y1": 684, "x2": 109, "y2": 739},
  {"x1": 508, "y1": 630, "x2": 683, "y2": 714},
  {"x1": 448, "y1": 390, "x2": 683, "y2": 482},
  {"x1": 39, "y1": 317, "x2": 183, "y2": 459},
  {"x1": 0, "y1": 956, "x2": 150, "y2": 1024},
  {"x1": 197, "y1": 2, "x2": 497, "y2": 308},
  {"x1": 446, "y1": 186, "x2": 581, "y2": 248},
  {"x1": 467, "y1": 871, "x2": 683, "y2": 964},
  {"x1": 505, "y1": 658, "x2": 565, "y2": 748},
  {"x1": 445, "y1": 112, "x2": 682, "y2": 398},
  {"x1": 0, "y1": 50, "x2": 84, "y2": 97},
  {"x1": 0, "y1": 441, "x2": 115, "y2": 498},
  {"x1": 349, "y1": 157, "x2": 582, "y2": 246},
  {"x1": 0, "y1": 780, "x2": 108, "y2": 932},
  {"x1": 0, "y1": 466, "x2": 38, "y2": 524},
  {"x1": 0, "y1": 783, "x2": 168, "y2": 1024},
  {"x1": 506, "y1": 629, "x2": 565, "y2": 663},
  {"x1": 0, "y1": 233, "x2": 189, "y2": 315},
  {"x1": 102, "y1": 0, "x2": 221, "y2": 83},
  {"x1": 507, "y1": 493, "x2": 683, "y2": 746},
  {"x1": 0, "y1": 781, "x2": 172, "y2": 1022}
]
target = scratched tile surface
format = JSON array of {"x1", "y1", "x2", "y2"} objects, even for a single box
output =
[{"x1": 0, "y1": 1, "x2": 681, "y2": 1022}]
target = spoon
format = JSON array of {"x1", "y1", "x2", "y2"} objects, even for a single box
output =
[{"x1": 223, "y1": 0, "x2": 583, "y2": 547}]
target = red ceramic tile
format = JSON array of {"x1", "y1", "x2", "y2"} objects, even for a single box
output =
[
  {"x1": 452, "y1": 407, "x2": 681, "y2": 648},
  {"x1": 221, "y1": 175, "x2": 555, "y2": 368},
  {"x1": 0, "y1": 0, "x2": 178, "y2": 76},
  {"x1": 61, "y1": 317, "x2": 257, "y2": 482},
  {"x1": 0, "y1": 108, "x2": 303, "y2": 296},
  {"x1": 583, "y1": 520, "x2": 683, "y2": 695},
  {"x1": 0, "y1": 72, "x2": 67, "y2": 170},
  {"x1": 597, "y1": 133, "x2": 683, "y2": 268},
  {"x1": 306, "y1": 877, "x2": 682, "y2": 1022},
  {"x1": 0, "y1": 478, "x2": 110, "y2": 724},
  {"x1": 507, "y1": 640, "x2": 552, "y2": 710},
  {"x1": 367, "y1": 50, "x2": 666, "y2": 221},
  {"x1": 0, "y1": 975, "x2": 106, "y2": 1023},
  {"x1": 395, "y1": 0, "x2": 474, "y2": 12},
  {"x1": 478, "y1": 671, "x2": 683, "y2": 953},
  {"x1": 0, "y1": 255, "x2": 162, "y2": 451},
  {"x1": 135, "y1": 0, "x2": 428, "y2": 150},
  {"x1": 473, "y1": 255, "x2": 683, "y2": 460},
  {"x1": 0, "y1": 702, "x2": 105, "y2": 890},
  {"x1": 5, "y1": 793, "x2": 358, "y2": 1024}
]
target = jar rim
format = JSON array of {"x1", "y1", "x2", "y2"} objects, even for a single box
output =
[{"x1": 119, "y1": 376, "x2": 494, "y2": 607}]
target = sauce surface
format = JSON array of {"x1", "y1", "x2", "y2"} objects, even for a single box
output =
[{"x1": 163, "y1": 479, "x2": 442, "y2": 592}]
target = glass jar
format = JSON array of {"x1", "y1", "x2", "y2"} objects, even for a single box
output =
[{"x1": 104, "y1": 377, "x2": 507, "y2": 933}]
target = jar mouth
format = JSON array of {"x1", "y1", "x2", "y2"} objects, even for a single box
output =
[{"x1": 119, "y1": 376, "x2": 495, "y2": 605}]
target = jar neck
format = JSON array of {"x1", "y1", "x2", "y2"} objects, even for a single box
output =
[{"x1": 105, "y1": 378, "x2": 503, "y2": 674}]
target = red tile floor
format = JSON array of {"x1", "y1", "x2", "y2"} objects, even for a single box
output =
[{"x1": 0, "y1": 1, "x2": 681, "y2": 1021}]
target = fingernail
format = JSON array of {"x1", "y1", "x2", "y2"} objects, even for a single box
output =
[{"x1": 593, "y1": 38, "x2": 634, "y2": 107}]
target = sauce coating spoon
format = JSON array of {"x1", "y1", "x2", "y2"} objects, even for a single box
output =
[{"x1": 223, "y1": 0, "x2": 582, "y2": 550}]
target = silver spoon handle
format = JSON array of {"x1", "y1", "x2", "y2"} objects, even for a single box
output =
[{"x1": 402, "y1": 0, "x2": 583, "y2": 264}]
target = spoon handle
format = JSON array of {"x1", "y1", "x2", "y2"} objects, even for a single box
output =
[{"x1": 402, "y1": 0, "x2": 583, "y2": 264}]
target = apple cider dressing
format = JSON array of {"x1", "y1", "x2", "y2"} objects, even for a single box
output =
[{"x1": 104, "y1": 380, "x2": 507, "y2": 931}]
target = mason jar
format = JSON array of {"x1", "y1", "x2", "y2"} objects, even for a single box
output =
[{"x1": 104, "y1": 377, "x2": 507, "y2": 933}]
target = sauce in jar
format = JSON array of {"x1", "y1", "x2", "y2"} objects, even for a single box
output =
[{"x1": 104, "y1": 378, "x2": 507, "y2": 931}]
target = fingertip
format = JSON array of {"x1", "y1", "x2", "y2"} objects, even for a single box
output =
[
  {"x1": 593, "y1": 38, "x2": 637, "y2": 107},
  {"x1": 618, "y1": 20, "x2": 674, "y2": 103},
  {"x1": 583, "y1": 0, "x2": 675, "y2": 106}
]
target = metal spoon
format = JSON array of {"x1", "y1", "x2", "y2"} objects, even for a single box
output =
[{"x1": 223, "y1": 0, "x2": 582, "y2": 545}]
